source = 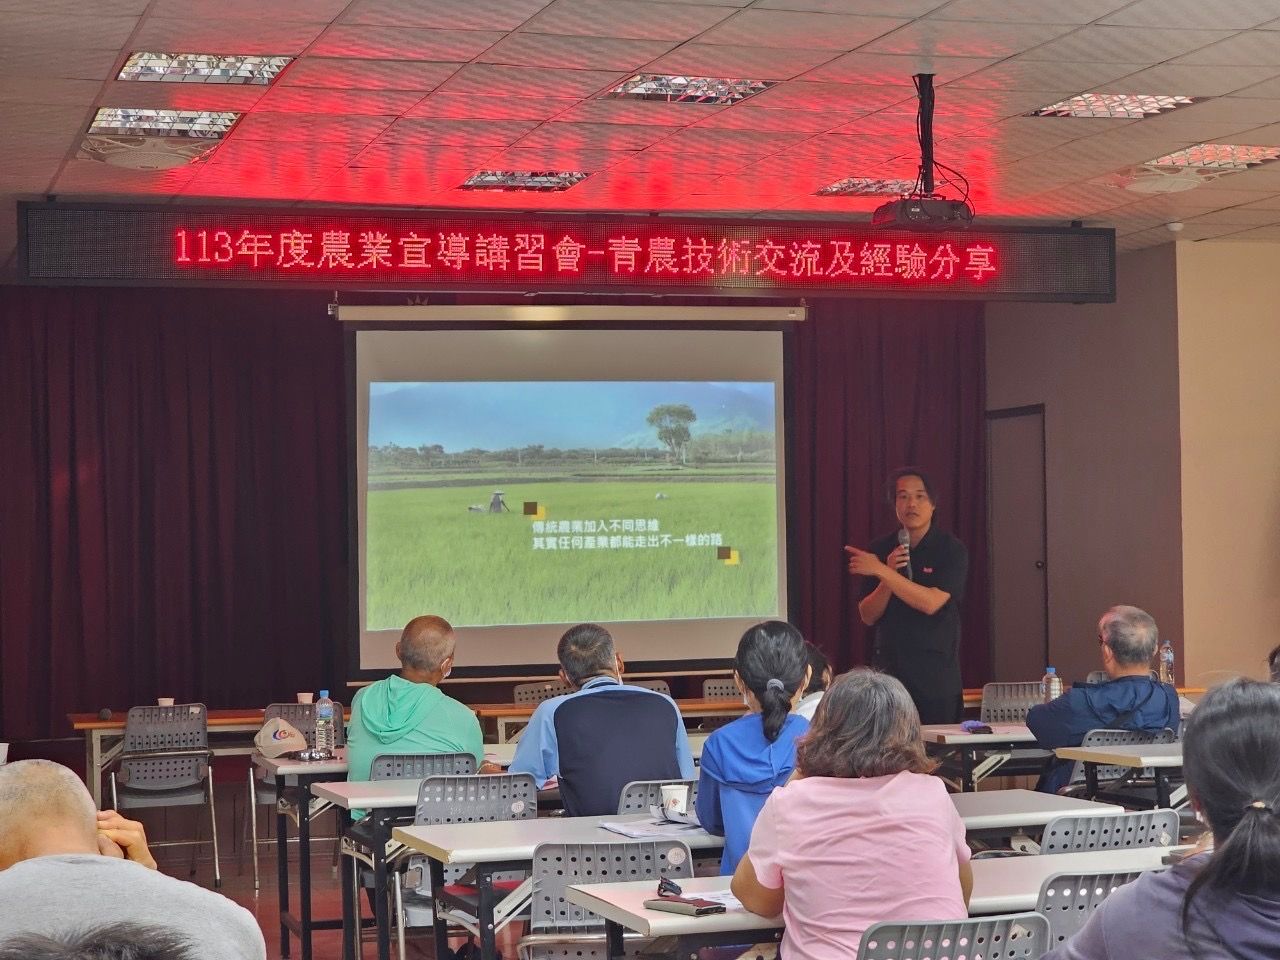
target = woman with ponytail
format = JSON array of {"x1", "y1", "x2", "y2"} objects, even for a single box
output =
[
  {"x1": 695, "y1": 620, "x2": 810, "y2": 874},
  {"x1": 1045, "y1": 678, "x2": 1280, "y2": 959}
]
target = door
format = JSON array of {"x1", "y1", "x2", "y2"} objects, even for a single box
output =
[{"x1": 986, "y1": 406, "x2": 1049, "y2": 682}]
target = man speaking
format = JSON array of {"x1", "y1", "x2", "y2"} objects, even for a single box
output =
[{"x1": 845, "y1": 467, "x2": 968, "y2": 723}]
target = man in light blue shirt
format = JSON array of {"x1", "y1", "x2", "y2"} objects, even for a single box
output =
[{"x1": 510, "y1": 624, "x2": 694, "y2": 816}]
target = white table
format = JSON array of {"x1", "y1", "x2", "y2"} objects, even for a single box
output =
[
  {"x1": 920, "y1": 724, "x2": 1039, "y2": 791},
  {"x1": 1054, "y1": 744, "x2": 1184, "y2": 806},
  {"x1": 568, "y1": 845, "x2": 1185, "y2": 958},
  {"x1": 393, "y1": 814, "x2": 725, "y2": 960},
  {"x1": 951, "y1": 789, "x2": 1123, "y2": 834}
]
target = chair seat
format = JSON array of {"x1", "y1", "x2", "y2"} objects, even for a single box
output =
[{"x1": 114, "y1": 783, "x2": 208, "y2": 809}]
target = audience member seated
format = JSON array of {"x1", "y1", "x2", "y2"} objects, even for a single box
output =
[
  {"x1": 1044, "y1": 678, "x2": 1280, "y2": 959},
  {"x1": 0, "y1": 761, "x2": 265, "y2": 960},
  {"x1": 794, "y1": 641, "x2": 832, "y2": 721},
  {"x1": 1027, "y1": 604, "x2": 1180, "y2": 793},
  {"x1": 696, "y1": 620, "x2": 810, "y2": 873},
  {"x1": 510, "y1": 623, "x2": 693, "y2": 816},
  {"x1": 731, "y1": 669, "x2": 971, "y2": 959},
  {"x1": 347, "y1": 615, "x2": 487, "y2": 794},
  {"x1": 0, "y1": 923, "x2": 193, "y2": 960}
]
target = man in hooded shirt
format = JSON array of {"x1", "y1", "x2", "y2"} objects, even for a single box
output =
[
  {"x1": 1027, "y1": 604, "x2": 1180, "y2": 793},
  {"x1": 346, "y1": 615, "x2": 485, "y2": 812}
]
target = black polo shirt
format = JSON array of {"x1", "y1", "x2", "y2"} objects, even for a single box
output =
[{"x1": 861, "y1": 525, "x2": 968, "y2": 709}]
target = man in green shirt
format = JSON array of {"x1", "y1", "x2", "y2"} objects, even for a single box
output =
[{"x1": 346, "y1": 615, "x2": 486, "y2": 801}]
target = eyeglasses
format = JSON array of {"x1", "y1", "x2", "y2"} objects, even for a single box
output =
[{"x1": 656, "y1": 876, "x2": 683, "y2": 897}]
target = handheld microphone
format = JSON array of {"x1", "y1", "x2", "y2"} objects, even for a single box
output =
[
  {"x1": 97, "y1": 708, "x2": 113, "y2": 721},
  {"x1": 897, "y1": 528, "x2": 914, "y2": 581}
]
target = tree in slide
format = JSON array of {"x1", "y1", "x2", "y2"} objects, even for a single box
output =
[{"x1": 647, "y1": 404, "x2": 697, "y2": 464}]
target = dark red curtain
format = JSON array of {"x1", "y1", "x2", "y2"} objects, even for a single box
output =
[
  {"x1": 788, "y1": 299, "x2": 989, "y2": 686},
  {"x1": 0, "y1": 287, "x2": 985, "y2": 742},
  {"x1": 0, "y1": 287, "x2": 346, "y2": 741}
]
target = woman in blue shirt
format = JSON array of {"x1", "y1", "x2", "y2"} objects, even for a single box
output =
[{"x1": 696, "y1": 620, "x2": 810, "y2": 874}]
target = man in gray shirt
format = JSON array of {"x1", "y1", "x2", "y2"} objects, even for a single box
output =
[{"x1": 0, "y1": 760, "x2": 265, "y2": 960}]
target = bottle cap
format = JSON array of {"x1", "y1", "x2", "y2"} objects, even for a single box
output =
[
  {"x1": 319, "y1": 689, "x2": 329, "y2": 698},
  {"x1": 1046, "y1": 667, "x2": 1056, "y2": 674}
]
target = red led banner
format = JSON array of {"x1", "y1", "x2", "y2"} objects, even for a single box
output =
[{"x1": 21, "y1": 204, "x2": 1115, "y2": 301}]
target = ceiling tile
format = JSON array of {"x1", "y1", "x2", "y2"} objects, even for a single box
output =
[
  {"x1": 340, "y1": 0, "x2": 554, "y2": 31},
  {"x1": 642, "y1": 44, "x2": 839, "y2": 81},
  {"x1": 379, "y1": 117, "x2": 541, "y2": 146},
  {"x1": 0, "y1": 0, "x2": 145, "y2": 12},
  {"x1": 1022, "y1": 26, "x2": 1236, "y2": 63},
  {"x1": 253, "y1": 87, "x2": 425, "y2": 116},
  {"x1": 645, "y1": 127, "x2": 807, "y2": 157},
  {"x1": 926, "y1": 0, "x2": 1130, "y2": 23},
  {"x1": 1098, "y1": 63, "x2": 1280, "y2": 97},
  {"x1": 97, "y1": 80, "x2": 267, "y2": 112},
  {"x1": 406, "y1": 94, "x2": 577, "y2": 120},
  {"x1": 229, "y1": 112, "x2": 395, "y2": 143},
  {"x1": 129, "y1": 17, "x2": 329, "y2": 55},
  {"x1": 696, "y1": 11, "x2": 907, "y2": 50},
  {"x1": 1228, "y1": 75, "x2": 1280, "y2": 99},
  {"x1": 1099, "y1": 0, "x2": 1280, "y2": 30},
  {"x1": 550, "y1": 99, "x2": 723, "y2": 126},
  {"x1": 0, "y1": 12, "x2": 137, "y2": 49},
  {"x1": 782, "y1": 134, "x2": 913, "y2": 163},
  {"x1": 1211, "y1": 225, "x2": 1280, "y2": 242},
  {"x1": 754, "y1": 0, "x2": 944, "y2": 13},
  {"x1": 608, "y1": 152, "x2": 748, "y2": 177},
  {"x1": 741, "y1": 81, "x2": 913, "y2": 112},
  {"x1": 1174, "y1": 31, "x2": 1280, "y2": 66},
  {"x1": 521, "y1": 0, "x2": 737, "y2": 42},
  {"x1": 692, "y1": 106, "x2": 845, "y2": 134},
  {"x1": 306, "y1": 167, "x2": 456, "y2": 205},
  {"x1": 0, "y1": 48, "x2": 121, "y2": 81},
  {"x1": 52, "y1": 159, "x2": 198, "y2": 193},
  {"x1": 206, "y1": 138, "x2": 371, "y2": 170},
  {"x1": 860, "y1": 19, "x2": 1075, "y2": 58},
  {"x1": 949, "y1": 59, "x2": 1148, "y2": 92},
  {"x1": 479, "y1": 33, "x2": 674, "y2": 71},
  {"x1": 513, "y1": 122, "x2": 673, "y2": 151},
  {"x1": 0, "y1": 78, "x2": 102, "y2": 106},
  {"x1": 348, "y1": 142, "x2": 499, "y2": 170},
  {"x1": 148, "y1": 0, "x2": 348, "y2": 19},
  {"x1": 436, "y1": 64, "x2": 623, "y2": 99},
  {"x1": 310, "y1": 26, "x2": 505, "y2": 60},
  {"x1": 278, "y1": 59, "x2": 463, "y2": 91},
  {"x1": 1185, "y1": 207, "x2": 1280, "y2": 225},
  {"x1": 802, "y1": 51, "x2": 995, "y2": 86}
]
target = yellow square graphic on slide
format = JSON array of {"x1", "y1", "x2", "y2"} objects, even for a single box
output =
[
  {"x1": 523, "y1": 502, "x2": 546, "y2": 520},
  {"x1": 722, "y1": 549, "x2": 740, "y2": 566}
]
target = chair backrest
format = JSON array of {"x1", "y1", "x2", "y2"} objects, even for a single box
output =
[
  {"x1": 370, "y1": 752, "x2": 476, "y2": 780},
  {"x1": 629, "y1": 679, "x2": 671, "y2": 696},
  {"x1": 122, "y1": 704, "x2": 208, "y2": 752},
  {"x1": 616, "y1": 779, "x2": 699, "y2": 815},
  {"x1": 1037, "y1": 871, "x2": 1145, "y2": 947},
  {"x1": 529, "y1": 840, "x2": 693, "y2": 935},
  {"x1": 1039, "y1": 810, "x2": 1180, "y2": 854},
  {"x1": 514, "y1": 680, "x2": 573, "y2": 704},
  {"x1": 857, "y1": 912, "x2": 1050, "y2": 960},
  {"x1": 1084, "y1": 670, "x2": 1109, "y2": 685},
  {"x1": 702, "y1": 678, "x2": 738, "y2": 700},
  {"x1": 980, "y1": 682, "x2": 1043, "y2": 723},
  {"x1": 1067, "y1": 727, "x2": 1178, "y2": 785},
  {"x1": 415, "y1": 773, "x2": 538, "y2": 825}
]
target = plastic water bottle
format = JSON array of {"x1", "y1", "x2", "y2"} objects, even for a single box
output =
[
  {"x1": 1041, "y1": 667, "x2": 1063, "y2": 703},
  {"x1": 1158, "y1": 641, "x2": 1176, "y2": 685},
  {"x1": 315, "y1": 689, "x2": 336, "y2": 756}
]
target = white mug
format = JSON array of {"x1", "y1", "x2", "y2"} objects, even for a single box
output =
[
  {"x1": 157, "y1": 697, "x2": 175, "y2": 707},
  {"x1": 660, "y1": 783, "x2": 689, "y2": 815},
  {"x1": 296, "y1": 692, "x2": 314, "y2": 704}
]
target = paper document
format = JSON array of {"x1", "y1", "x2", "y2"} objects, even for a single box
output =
[
  {"x1": 694, "y1": 890, "x2": 746, "y2": 911},
  {"x1": 648, "y1": 804, "x2": 701, "y2": 826},
  {"x1": 598, "y1": 819, "x2": 705, "y2": 840}
]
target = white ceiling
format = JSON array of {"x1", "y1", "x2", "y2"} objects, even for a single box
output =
[{"x1": 8, "y1": 0, "x2": 1280, "y2": 278}]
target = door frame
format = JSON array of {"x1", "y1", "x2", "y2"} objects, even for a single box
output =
[{"x1": 985, "y1": 403, "x2": 1050, "y2": 679}]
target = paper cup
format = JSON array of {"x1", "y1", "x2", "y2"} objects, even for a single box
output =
[
  {"x1": 660, "y1": 783, "x2": 689, "y2": 815},
  {"x1": 0, "y1": 743, "x2": 9, "y2": 765},
  {"x1": 157, "y1": 697, "x2": 175, "y2": 707},
  {"x1": 296, "y1": 692, "x2": 314, "y2": 704}
]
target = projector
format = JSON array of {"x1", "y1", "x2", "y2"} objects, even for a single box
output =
[{"x1": 872, "y1": 197, "x2": 973, "y2": 230}]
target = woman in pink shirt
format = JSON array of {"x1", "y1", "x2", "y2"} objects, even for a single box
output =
[{"x1": 731, "y1": 669, "x2": 972, "y2": 960}]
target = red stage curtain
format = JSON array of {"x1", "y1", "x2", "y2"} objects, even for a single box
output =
[{"x1": 0, "y1": 288, "x2": 985, "y2": 741}]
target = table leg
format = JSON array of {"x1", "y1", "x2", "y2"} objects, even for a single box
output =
[
  {"x1": 429, "y1": 858, "x2": 450, "y2": 960},
  {"x1": 962, "y1": 748, "x2": 976, "y2": 793},
  {"x1": 86, "y1": 731, "x2": 100, "y2": 808},
  {"x1": 605, "y1": 920, "x2": 625, "y2": 960},
  {"x1": 277, "y1": 775, "x2": 291, "y2": 959},
  {"x1": 1085, "y1": 762, "x2": 1099, "y2": 800},
  {"x1": 299, "y1": 785, "x2": 314, "y2": 960},
  {"x1": 476, "y1": 869, "x2": 497, "y2": 960},
  {"x1": 340, "y1": 810, "x2": 355, "y2": 960},
  {"x1": 1155, "y1": 770, "x2": 1171, "y2": 809},
  {"x1": 374, "y1": 814, "x2": 391, "y2": 960}
]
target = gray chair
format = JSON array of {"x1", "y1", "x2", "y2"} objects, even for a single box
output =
[
  {"x1": 109, "y1": 703, "x2": 220, "y2": 887},
  {"x1": 1039, "y1": 809, "x2": 1180, "y2": 854},
  {"x1": 396, "y1": 773, "x2": 538, "y2": 960},
  {"x1": 1084, "y1": 670, "x2": 1109, "y2": 685},
  {"x1": 245, "y1": 701, "x2": 346, "y2": 890},
  {"x1": 1064, "y1": 727, "x2": 1179, "y2": 794},
  {"x1": 980, "y1": 682, "x2": 1044, "y2": 723},
  {"x1": 702, "y1": 678, "x2": 738, "y2": 700},
  {"x1": 514, "y1": 680, "x2": 573, "y2": 704},
  {"x1": 1037, "y1": 871, "x2": 1145, "y2": 947},
  {"x1": 857, "y1": 912, "x2": 1051, "y2": 960},
  {"x1": 518, "y1": 839, "x2": 694, "y2": 960},
  {"x1": 371, "y1": 752, "x2": 475, "y2": 781},
  {"x1": 616, "y1": 778, "x2": 699, "y2": 815},
  {"x1": 629, "y1": 679, "x2": 671, "y2": 696}
]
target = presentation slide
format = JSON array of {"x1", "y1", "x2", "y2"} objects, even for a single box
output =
[{"x1": 353, "y1": 326, "x2": 788, "y2": 672}]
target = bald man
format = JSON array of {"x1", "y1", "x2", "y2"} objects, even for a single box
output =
[
  {"x1": 346, "y1": 615, "x2": 486, "y2": 802},
  {"x1": 0, "y1": 760, "x2": 264, "y2": 959}
]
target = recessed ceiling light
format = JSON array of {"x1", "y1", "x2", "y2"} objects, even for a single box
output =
[
  {"x1": 118, "y1": 52, "x2": 293, "y2": 85},
  {"x1": 816, "y1": 177, "x2": 919, "y2": 197},
  {"x1": 459, "y1": 170, "x2": 590, "y2": 191},
  {"x1": 1146, "y1": 143, "x2": 1280, "y2": 170},
  {"x1": 1029, "y1": 93, "x2": 1196, "y2": 119},
  {"x1": 88, "y1": 108, "x2": 241, "y2": 139},
  {"x1": 604, "y1": 74, "x2": 777, "y2": 105}
]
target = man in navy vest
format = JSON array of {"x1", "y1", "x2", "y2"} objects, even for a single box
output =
[{"x1": 510, "y1": 624, "x2": 694, "y2": 816}]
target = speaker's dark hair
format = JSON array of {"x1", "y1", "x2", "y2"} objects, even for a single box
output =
[
  {"x1": 735, "y1": 620, "x2": 807, "y2": 742},
  {"x1": 885, "y1": 466, "x2": 936, "y2": 507},
  {"x1": 1180, "y1": 679, "x2": 1280, "y2": 954}
]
